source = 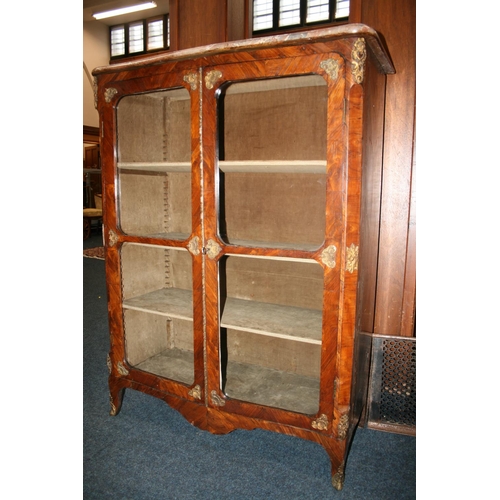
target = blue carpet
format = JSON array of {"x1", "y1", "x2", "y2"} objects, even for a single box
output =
[{"x1": 83, "y1": 234, "x2": 416, "y2": 499}]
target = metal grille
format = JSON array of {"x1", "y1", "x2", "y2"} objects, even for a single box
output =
[{"x1": 367, "y1": 335, "x2": 416, "y2": 434}]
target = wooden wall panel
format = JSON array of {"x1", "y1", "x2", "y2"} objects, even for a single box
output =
[
  {"x1": 401, "y1": 122, "x2": 416, "y2": 337},
  {"x1": 227, "y1": 0, "x2": 246, "y2": 41},
  {"x1": 170, "y1": 0, "x2": 228, "y2": 50},
  {"x1": 360, "y1": 0, "x2": 416, "y2": 336},
  {"x1": 168, "y1": 0, "x2": 416, "y2": 337}
]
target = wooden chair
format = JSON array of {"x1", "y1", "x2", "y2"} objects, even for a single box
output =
[{"x1": 83, "y1": 193, "x2": 102, "y2": 240}]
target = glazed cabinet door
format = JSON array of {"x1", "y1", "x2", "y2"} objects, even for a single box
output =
[
  {"x1": 101, "y1": 68, "x2": 206, "y2": 410},
  {"x1": 201, "y1": 50, "x2": 347, "y2": 429}
]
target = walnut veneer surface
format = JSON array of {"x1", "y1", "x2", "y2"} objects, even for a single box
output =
[{"x1": 93, "y1": 24, "x2": 394, "y2": 491}]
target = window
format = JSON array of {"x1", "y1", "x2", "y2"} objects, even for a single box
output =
[
  {"x1": 110, "y1": 15, "x2": 170, "y2": 60},
  {"x1": 253, "y1": 0, "x2": 349, "y2": 34},
  {"x1": 129, "y1": 22, "x2": 144, "y2": 53}
]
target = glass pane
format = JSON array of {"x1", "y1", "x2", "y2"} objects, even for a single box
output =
[
  {"x1": 219, "y1": 256, "x2": 324, "y2": 414},
  {"x1": 111, "y1": 26, "x2": 125, "y2": 57},
  {"x1": 121, "y1": 243, "x2": 194, "y2": 384},
  {"x1": 218, "y1": 75, "x2": 327, "y2": 250},
  {"x1": 147, "y1": 19, "x2": 164, "y2": 50},
  {"x1": 307, "y1": 0, "x2": 330, "y2": 23},
  {"x1": 335, "y1": 0, "x2": 349, "y2": 18},
  {"x1": 253, "y1": 0, "x2": 273, "y2": 31},
  {"x1": 279, "y1": 0, "x2": 300, "y2": 27},
  {"x1": 116, "y1": 88, "x2": 192, "y2": 239},
  {"x1": 129, "y1": 21, "x2": 144, "y2": 53}
]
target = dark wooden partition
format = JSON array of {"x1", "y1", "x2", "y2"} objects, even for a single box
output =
[{"x1": 355, "y1": 0, "x2": 416, "y2": 337}]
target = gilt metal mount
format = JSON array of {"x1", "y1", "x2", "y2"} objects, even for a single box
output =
[
  {"x1": 116, "y1": 362, "x2": 129, "y2": 376},
  {"x1": 351, "y1": 38, "x2": 366, "y2": 84},
  {"x1": 184, "y1": 72, "x2": 198, "y2": 91},
  {"x1": 108, "y1": 229, "x2": 119, "y2": 247},
  {"x1": 320, "y1": 58, "x2": 340, "y2": 80},
  {"x1": 345, "y1": 244, "x2": 359, "y2": 273},
  {"x1": 104, "y1": 87, "x2": 118, "y2": 103},
  {"x1": 312, "y1": 414, "x2": 329, "y2": 431},
  {"x1": 188, "y1": 385, "x2": 202, "y2": 400},
  {"x1": 109, "y1": 393, "x2": 118, "y2": 416},
  {"x1": 337, "y1": 414, "x2": 349, "y2": 440},
  {"x1": 205, "y1": 239, "x2": 222, "y2": 260},
  {"x1": 187, "y1": 236, "x2": 201, "y2": 256},
  {"x1": 205, "y1": 70, "x2": 222, "y2": 89},
  {"x1": 210, "y1": 390, "x2": 225, "y2": 406},
  {"x1": 321, "y1": 245, "x2": 337, "y2": 268},
  {"x1": 332, "y1": 461, "x2": 345, "y2": 491}
]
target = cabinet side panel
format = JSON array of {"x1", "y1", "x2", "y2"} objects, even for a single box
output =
[
  {"x1": 359, "y1": 61, "x2": 386, "y2": 333},
  {"x1": 350, "y1": 331, "x2": 372, "y2": 424}
]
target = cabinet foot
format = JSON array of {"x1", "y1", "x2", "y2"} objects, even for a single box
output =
[
  {"x1": 331, "y1": 461, "x2": 345, "y2": 491},
  {"x1": 109, "y1": 385, "x2": 125, "y2": 416}
]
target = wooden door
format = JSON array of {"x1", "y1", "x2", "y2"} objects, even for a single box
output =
[
  {"x1": 98, "y1": 64, "x2": 208, "y2": 414},
  {"x1": 200, "y1": 48, "x2": 350, "y2": 431}
]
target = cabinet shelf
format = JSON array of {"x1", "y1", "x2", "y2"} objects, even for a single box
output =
[
  {"x1": 118, "y1": 162, "x2": 191, "y2": 173},
  {"x1": 117, "y1": 161, "x2": 327, "y2": 174},
  {"x1": 222, "y1": 238, "x2": 322, "y2": 252},
  {"x1": 221, "y1": 297, "x2": 322, "y2": 344},
  {"x1": 219, "y1": 160, "x2": 326, "y2": 174},
  {"x1": 123, "y1": 288, "x2": 193, "y2": 321},
  {"x1": 129, "y1": 232, "x2": 191, "y2": 241},
  {"x1": 224, "y1": 360, "x2": 320, "y2": 414},
  {"x1": 135, "y1": 348, "x2": 194, "y2": 385},
  {"x1": 123, "y1": 288, "x2": 322, "y2": 345}
]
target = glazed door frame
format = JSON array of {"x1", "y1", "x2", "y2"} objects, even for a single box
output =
[
  {"x1": 200, "y1": 47, "x2": 349, "y2": 431},
  {"x1": 99, "y1": 63, "x2": 207, "y2": 406}
]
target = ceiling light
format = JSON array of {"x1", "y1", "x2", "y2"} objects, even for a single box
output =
[{"x1": 92, "y1": 1, "x2": 157, "y2": 20}]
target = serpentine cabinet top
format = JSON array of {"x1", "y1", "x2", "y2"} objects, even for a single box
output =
[{"x1": 92, "y1": 23, "x2": 395, "y2": 77}]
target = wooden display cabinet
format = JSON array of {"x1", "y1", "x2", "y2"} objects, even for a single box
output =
[{"x1": 93, "y1": 24, "x2": 394, "y2": 490}]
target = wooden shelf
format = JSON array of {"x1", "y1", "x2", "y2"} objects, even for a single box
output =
[
  {"x1": 123, "y1": 288, "x2": 193, "y2": 321},
  {"x1": 221, "y1": 297, "x2": 322, "y2": 344},
  {"x1": 123, "y1": 288, "x2": 322, "y2": 345},
  {"x1": 224, "y1": 360, "x2": 320, "y2": 415},
  {"x1": 126, "y1": 232, "x2": 191, "y2": 241},
  {"x1": 219, "y1": 160, "x2": 326, "y2": 174},
  {"x1": 118, "y1": 162, "x2": 191, "y2": 173},
  {"x1": 222, "y1": 238, "x2": 322, "y2": 252},
  {"x1": 135, "y1": 348, "x2": 194, "y2": 385},
  {"x1": 118, "y1": 161, "x2": 326, "y2": 174}
]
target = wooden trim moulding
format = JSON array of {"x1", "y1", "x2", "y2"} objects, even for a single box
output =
[{"x1": 84, "y1": 125, "x2": 100, "y2": 144}]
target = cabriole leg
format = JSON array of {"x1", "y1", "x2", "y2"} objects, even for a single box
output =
[
  {"x1": 331, "y1": 460, "x2": 345, "y2": 491},
  {"x1": 109, "y1": 378, "x2": 125, "y2": 416}
]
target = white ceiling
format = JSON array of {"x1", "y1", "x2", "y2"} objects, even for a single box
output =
[{"x1": 83, "y1": 0, "x2": 170, "y2": 26}]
